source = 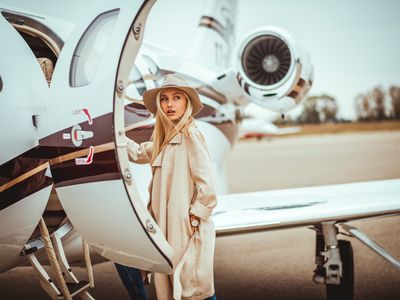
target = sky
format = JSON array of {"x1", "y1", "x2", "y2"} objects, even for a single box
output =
[
  {"x1": 3, "y1": 0, "x2": 398, "y2": 120},
  {"x1": 143, "y1": 0, "x2": 400, "y2": 120}
]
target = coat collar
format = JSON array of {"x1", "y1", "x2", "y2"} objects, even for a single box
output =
[
  {"x1": 151, "y1": 133, "x2": 183, "y2": 167},
  {"x1": 169, "y1": 132, "x2": 183, "y2": 144}
]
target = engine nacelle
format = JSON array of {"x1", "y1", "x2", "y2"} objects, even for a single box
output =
[{"x1": 235, "y1": 26, "x2": 313, "y2": 114}]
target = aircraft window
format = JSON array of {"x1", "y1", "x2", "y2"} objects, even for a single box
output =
[
  {"x1": 70, "y1": 9, "x2": 119, "y2": 87},
  {"x1": 0, "y1": 75, "x2": 2, "y2": 92}
]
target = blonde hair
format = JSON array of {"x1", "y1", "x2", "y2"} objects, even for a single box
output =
[{"x1": 150, "y1": 89, "x2": 194, "y2": 163}]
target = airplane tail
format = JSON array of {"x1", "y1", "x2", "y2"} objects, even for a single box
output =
[{"x1": 190, "y1": 0, "x2": 238, "y2": 72}]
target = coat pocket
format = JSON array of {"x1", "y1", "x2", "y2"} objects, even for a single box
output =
[{"x1": 193, "y1": 220, "x2": 215, "y2": 288}]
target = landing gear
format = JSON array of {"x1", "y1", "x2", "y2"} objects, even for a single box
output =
[
  {"x1": 312, "y1": 222, "x2": 354, "y2": 300},
  {"x1": 326, "y1": 240, "x2": 354, "y2": 300}
]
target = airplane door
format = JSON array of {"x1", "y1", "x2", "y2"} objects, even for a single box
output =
[
  {"x1": 47, "y1": 0, "x2": 173, "y2": 273},
  {"x1": 0, "y1": 13, "x2": 52, "y2": 271},
  {"x1": 0, "y1": 14, "x2": 49, "y2": 165}
]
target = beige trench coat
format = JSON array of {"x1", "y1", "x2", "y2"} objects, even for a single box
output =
[{"x1": 127, "y1": 123, "x2": 218, "y2": 300}]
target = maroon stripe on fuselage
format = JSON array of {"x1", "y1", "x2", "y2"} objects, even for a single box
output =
[
  {"x1": 199, "y1": 16, "x2": 228, "y2": 43},
  {"x1": 0, "y1": 95, "x2": 238, "y2": 210},
  {"x1": 51, "y1": 149, "x2": 120, "y2": 188},
  {"x1": 0, "y1": 157, "x2": 51, "y2": 210},
  {"x1": 43, "y1": 102, "x2": 152, "y2": 187},
  {"x1": 0, "y1": 171, "x2": 52, "y2": 210},
  {"x1": 0, "y1": 103, "x2": 152, "y2": 208},
  {"x1": 125, "y1": 102, "x2": 152, "y2": 126},
  {"x1": 39, "y1": 113, "x2": 114, "y2": 148}
]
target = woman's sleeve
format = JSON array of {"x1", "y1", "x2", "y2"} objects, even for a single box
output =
[
  {"x1": 126, "y1": 137, "x2": 153, "y2": 164},
  {"x1": 187, "y1": 129, "x2": 218, "y2": 221}
]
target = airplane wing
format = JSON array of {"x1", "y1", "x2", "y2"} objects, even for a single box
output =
[
  {"x1": 213, "y1": 178, "x2": 400, "y2": 235},
  {"x1": 213, "y1": 178, "x2": 400, "y2": 292}
]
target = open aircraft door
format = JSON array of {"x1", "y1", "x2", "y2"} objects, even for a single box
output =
[
  {"x1": 0, "y1": 12, "x2": 52, "y2": 271},
  {"x1": 46, "y1": 0, "x2": 173, "y2": 273}
]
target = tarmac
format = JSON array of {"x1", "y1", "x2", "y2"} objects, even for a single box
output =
[{"x1": 1, "y1": 130, "x2": 399, "y2": 300}]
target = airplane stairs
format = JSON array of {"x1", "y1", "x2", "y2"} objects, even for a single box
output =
[{"x1": 21, "y1": 219, "x2": 94, "y2": 299}]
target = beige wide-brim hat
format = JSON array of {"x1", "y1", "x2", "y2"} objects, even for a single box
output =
[{"x1": 142, "y1": 73, "x2": 203, "y2": 116}]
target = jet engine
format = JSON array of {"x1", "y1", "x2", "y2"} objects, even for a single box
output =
[{"x1": 235, "y1": 27, "x2": 313, "y2": 114}]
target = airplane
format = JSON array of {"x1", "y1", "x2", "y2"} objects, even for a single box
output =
[
  {"x1": 238, "y1": 117, "x2": 302, "y2": 140},
  {"x1": 0, "y1": 0, "x2": 399, "y2": 300}
]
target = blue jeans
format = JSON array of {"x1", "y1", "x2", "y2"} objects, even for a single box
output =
[
  {"x1": 205, "y1": 294, "x2": 217, "y2": 300},
  {"x1": 115, "y1": 264, "x2": 148, "y2": 300}
]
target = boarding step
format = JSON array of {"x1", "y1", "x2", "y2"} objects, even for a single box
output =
[
  {"x1": 22, "y1": 219, "x2": 95, "y2": 299},
  {"x1": 57, "y1": 281, "x2": 91, "y2": 299},
  {"x1": 21, "y1": 236, "x2": 45, "y2": 255},
  {"x1": 21, "y1": 222, "x2": 73, "y2": 256}
]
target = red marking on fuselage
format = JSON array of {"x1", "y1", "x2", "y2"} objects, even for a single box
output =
[
  {"x1": 75, "y1": 146, "x2": 95, "y2": 165},
  {"x1": 85, "y1": 146, "x2": 94, "y2": 164},
  {"x1": 82, "y1": 109, "x2": 93, "y2": 125}
]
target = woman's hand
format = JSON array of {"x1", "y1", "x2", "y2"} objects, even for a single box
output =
[{"x1": 189, "y1": 214, "x2": 200, "y2": 235}]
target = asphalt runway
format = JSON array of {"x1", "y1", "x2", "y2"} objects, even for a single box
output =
[{"x1": 1, "y1": 130, "x2": 400, "y2": 300}]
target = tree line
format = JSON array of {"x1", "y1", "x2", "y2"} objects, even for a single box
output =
[
  {"x1": 355, "y1": 86, "x2": 400, "y2": 121},
  {"x1": 282, "y1": 85, "x2": 400, "y2": 124}
]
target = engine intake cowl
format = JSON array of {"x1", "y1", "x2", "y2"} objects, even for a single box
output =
[
  {"x1": 236, "y1": 26, "x2": 313, "y2": 114},
  {"x1": 242, "y1": 35, "x2": 291, "y2": 86}
]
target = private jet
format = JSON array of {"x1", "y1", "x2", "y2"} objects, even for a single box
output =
[
  {"x1": 0, "y1": 0, "x2": 399, "y2": 299},
  {"x1": 238, "y1": 117, "x2": 302, "y2": 140}
]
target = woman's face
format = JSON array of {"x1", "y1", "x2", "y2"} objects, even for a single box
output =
[{"x1": 159, "y1": 88, "x2": 188, "y2": 122}]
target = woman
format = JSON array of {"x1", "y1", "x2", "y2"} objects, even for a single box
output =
[{"x1": 126, "y1": 73, "x2": 218, "y2": 300}]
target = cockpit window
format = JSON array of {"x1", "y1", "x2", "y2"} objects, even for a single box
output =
[
  {"x1": 70, "y1": 9, "x2": 119, "y2": 87},
  {"x1": 1, "y1": 10, "x2": 63, "y2": 85}
]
